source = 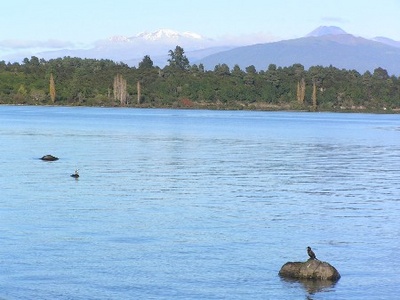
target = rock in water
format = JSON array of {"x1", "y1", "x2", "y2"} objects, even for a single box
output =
[
  {"x1": 41, "y1": 154, "x2": 59, "y2": 161},
  {"x1": 279, "y1": 260, "x2": 340, "y2": 281}
]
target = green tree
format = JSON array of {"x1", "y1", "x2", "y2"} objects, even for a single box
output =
[
  {"x1": 232, "y1": 64, "x2": 245, "y2": 78},
  {"x1": 138, "y1": 55, "x2": 154, "y2": 69},
  {"x1": 214, "y1": 64, "x2": 230, "y2": 76},
  {"x1": 1, "y1": 52, "x2": 400, "y2": 111},
  {"x1": 245, "y1": 65, "x2": 257, "y2": 74},
  {"x1": 168, "y1": 46, "x2": 190, "y2": 70},
  {"x1": 198, "y1": 63, "x2": 205, "y2": 73}
]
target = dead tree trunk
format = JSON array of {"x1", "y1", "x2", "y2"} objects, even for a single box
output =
[{"x1": 113, "y1": 74, "x2": 127, "y2": 106}]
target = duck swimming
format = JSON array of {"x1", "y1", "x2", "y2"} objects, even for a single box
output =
[{"x1": 71, "y1": 169, "x2": 79, "y2": 178}]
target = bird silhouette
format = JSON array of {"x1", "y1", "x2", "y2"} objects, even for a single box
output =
[
  {"x1": 307, "y1": 246, "x2": 316, "y2": 260},
  {"x1": 71, "y1": 169, "x2": 79, "y2": 178}
]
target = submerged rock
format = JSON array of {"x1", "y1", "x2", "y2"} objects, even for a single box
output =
[
  {"x1": 41, "y1": 154, "x2": 59, "y2": 161},
  {"x1": 279, "y1": 259, "x2": 340, "y2": 281}
]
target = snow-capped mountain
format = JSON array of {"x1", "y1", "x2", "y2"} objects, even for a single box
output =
[
  {"x1": 4, "y1": 26, "x2": 400, "y2": 74},
  {"x1": 97, "y1": 29, "x2": 209, "y2": 47},
  {"x1": 35, "y1": 29, "x2": 217, "y2": 66},
  {"x1": 102, "y1": 29, "x2": 204, "y2": 45},
  {"x1": 135, "y1": 29, "x2": 204, "y2": 41}
]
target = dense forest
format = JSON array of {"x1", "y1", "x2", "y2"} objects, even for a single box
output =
[{"x1": 1, "y1": 46, "x2": 399, "y2": 112}]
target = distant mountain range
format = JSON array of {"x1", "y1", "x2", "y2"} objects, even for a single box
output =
[
  {"x1": 7, "y1": 26, "x2": 400, "y2": 75},
  {"x1": 197, "y1": 26, "x2": 400, "y2": 75},
  {"x1": 36, "y1": 29, "x2": 232, "y2": 68}
]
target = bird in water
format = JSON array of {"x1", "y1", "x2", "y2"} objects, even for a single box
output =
[
  {"x1": 307, "y1": 246, "x2": 317, "y2": 260},
  {"x1": 71, "y1": 169, "x2": 79, "y2": 178}
]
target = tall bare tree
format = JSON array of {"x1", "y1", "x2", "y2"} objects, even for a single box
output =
[
  {"x1": 49, "y1": 73, "x2": 56, "y2": 103},
  {"x1": 296, "y1": 78, "x2": 306, "y2": 104},
  {"x1": 137, "y1": 81, "x2": 141, "y2": 104},
  {"x1": 312, "y1": 80, "x2": 317, "y2": 111},
  {"x1": 113, "y1": 74, "x2": 127, "y2": 106}
]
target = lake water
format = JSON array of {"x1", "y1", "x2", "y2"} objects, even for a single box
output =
[{"x1": 1, "y1": 105, "x2": 400, "y2": 299}]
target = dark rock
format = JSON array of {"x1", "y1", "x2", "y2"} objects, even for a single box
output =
[
  {"x1": 279, "y1": 259, "x2": 340, "y2": 281},
  {"x1": 41, "y1": 154, "x2": 59, "y2": 161}
]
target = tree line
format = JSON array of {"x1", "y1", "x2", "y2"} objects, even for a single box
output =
[{"x1": 1, "y1": 46, "x2": 399, "y2": 112}]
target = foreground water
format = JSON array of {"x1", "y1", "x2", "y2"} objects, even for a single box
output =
[{"x1": 0, "y1": 106, "x2": 399, "y2": 299}]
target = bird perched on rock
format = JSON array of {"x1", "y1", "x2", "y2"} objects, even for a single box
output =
[{"x1": 307, "y1": 246, "x2": 317, "y2": 260}]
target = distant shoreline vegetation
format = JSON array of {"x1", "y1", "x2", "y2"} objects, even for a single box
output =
[{"x1": 1, "y1": 46, "x2": 399, "y2": 113}]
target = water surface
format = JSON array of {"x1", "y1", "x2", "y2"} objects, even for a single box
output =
[{"x1": 1, "y1": 106, "x2": 400, "y2": 299}]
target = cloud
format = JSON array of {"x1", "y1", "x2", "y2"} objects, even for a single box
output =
[
  {"x1": 214, "y1": 32, "x2": 281, "y2": 46},
  {"x1": 0, "y1": 39, "x2": 75, "y2": 50},
  {"x1": 320, "y1": 17, "x2": 349, "y2": 24}
]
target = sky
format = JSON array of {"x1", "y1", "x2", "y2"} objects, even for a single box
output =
[{"x1": 1, "y1": 0, "x2": 399, "y2": 59}]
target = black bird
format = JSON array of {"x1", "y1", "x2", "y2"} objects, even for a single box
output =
[
  {"x1": 71, "y1": 169, "x2": 79, "y2": 178},
  {"x1": 307, "y1": 246, "x2": 316, "y2": 260}
]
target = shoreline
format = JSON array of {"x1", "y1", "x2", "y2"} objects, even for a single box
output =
[{"x1": 1, "y1": 102, "x2": 398, "y2": 114}]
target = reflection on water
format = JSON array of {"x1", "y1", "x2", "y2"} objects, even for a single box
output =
[{"x1": 281, "y1": 277, "x2": 338, "y2": 297}]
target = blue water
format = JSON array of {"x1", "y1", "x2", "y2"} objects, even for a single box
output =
[{"x1": 1, "y1": 106, "x2": 400, "y2": 299}]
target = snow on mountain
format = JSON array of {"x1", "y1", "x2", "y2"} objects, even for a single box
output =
[
  {"x1": 93, "y1": 29, "x2": 211, "y2": 52},
  {"x1": 8, "y1": 26, "x2": 400, "y2": 73},
  {"x1": 101, "y1": 29, "x2": 206, "y2": 46},
  {"x1": 306, "y1": 26, "x2": 348, "y2": 37},
  {"x1": 135, "y1": 29, "x2": 204, "y2": 41},
  {"x1": 36, "y1": 29, "x2": 216, "y2": 66}
]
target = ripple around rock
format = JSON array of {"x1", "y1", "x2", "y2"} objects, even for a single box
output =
[
  {"x1": 279, "y1": 259, "x2": 341, "y2": 281},
  {"x1": 280, "y1": 276, "x2": 338, "y2": 295}
]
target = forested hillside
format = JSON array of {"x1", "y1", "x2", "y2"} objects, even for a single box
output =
[{"x1": 1, "y1": 46, "x2": 399, "y2": 112}]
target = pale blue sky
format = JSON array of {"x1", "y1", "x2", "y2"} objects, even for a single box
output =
[{"x1": 1, "y1": 0, "x2": 399, "y2": 54}]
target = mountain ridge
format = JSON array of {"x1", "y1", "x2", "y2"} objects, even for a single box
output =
[
  {"x1": 197, "y1": 27, "x2": 400, "y2": 75},
  {"x1": 5, "y1": 27, "x2": 400, "y2": 74},
  {"x1": 35, "y1": 28, "x2": 218, "y2": 65},
  {"x1": 306, "y1": 25, "x2": 348, "y2": 37}
]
